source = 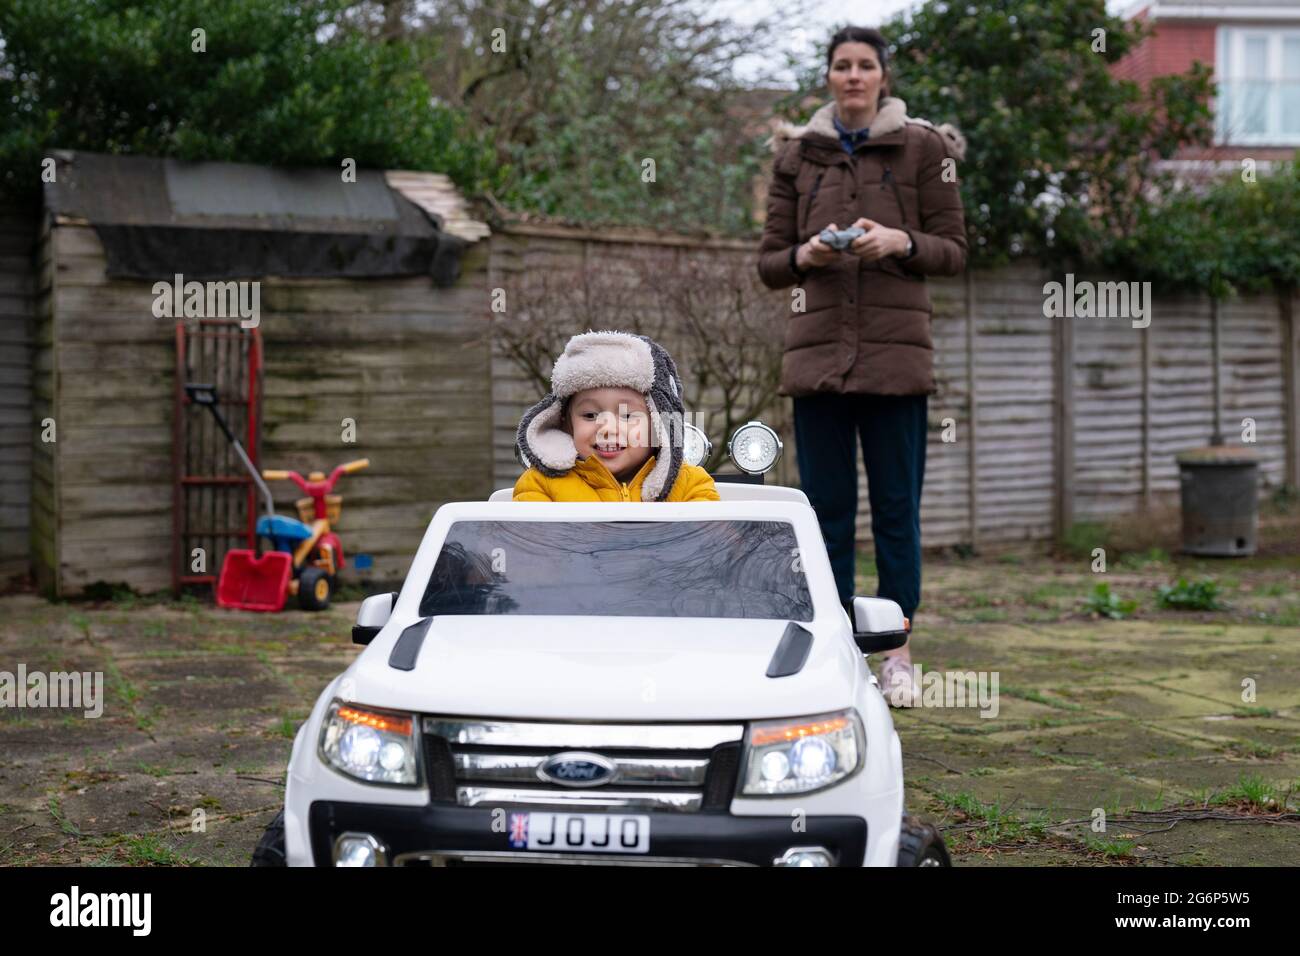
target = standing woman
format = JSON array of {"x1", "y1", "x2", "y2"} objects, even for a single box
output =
[{"x1": 757, "y1": 26, "x2": 968, "y2": 706}]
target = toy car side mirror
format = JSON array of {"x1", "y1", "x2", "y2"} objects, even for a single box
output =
[
  {"x1": 850, "y1": 596, "x2": 909, "y2": 655},
  {"x1": 353, "y1": 591, "x2": 397, "y2": 645}
]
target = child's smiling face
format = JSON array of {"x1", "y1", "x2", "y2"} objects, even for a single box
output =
[{"x1": 567, "y1": 387, "x2": 653, "y2": 479}]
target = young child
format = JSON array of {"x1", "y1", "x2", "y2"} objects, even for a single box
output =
[{"x1": 513, "y1": 331, "x2": 719, "y2": 502}]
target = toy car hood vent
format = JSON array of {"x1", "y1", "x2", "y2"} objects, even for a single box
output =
[
  {"x1": 766, "y1": 622, "x2": 813, "y2": 678},
  {"x1": 389, "y1": 617, "x2": 432, "y2": 671}
]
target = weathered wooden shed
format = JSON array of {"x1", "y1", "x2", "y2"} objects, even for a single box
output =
[
  {"x1": 0, "y1": 208, "x2": 35, "y2": 582},
  {"x1": 9, "y1": 151, "x2": 492, "y2": 597}
]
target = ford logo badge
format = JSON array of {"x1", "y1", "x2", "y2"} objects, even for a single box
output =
[{"x1": 538, "y1": 752, "x2": 617, "y2": 788}]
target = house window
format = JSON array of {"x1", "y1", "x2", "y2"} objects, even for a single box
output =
[{"x1": 1216, "y1": 26, "x2": 1300, "y2": 145}]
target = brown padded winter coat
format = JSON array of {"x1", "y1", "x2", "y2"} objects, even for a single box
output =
[{"x1": 757, "y1": 97, "x2": 969, "y2": 397}]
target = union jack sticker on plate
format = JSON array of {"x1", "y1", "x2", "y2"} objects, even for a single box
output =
[{"x1": 507, "y1": 812, "x2": 529, "y2": 848}]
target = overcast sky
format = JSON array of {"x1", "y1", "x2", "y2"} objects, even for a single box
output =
[{"x1": 720, "y1": 0, "x2": 1140, "y2": 85}]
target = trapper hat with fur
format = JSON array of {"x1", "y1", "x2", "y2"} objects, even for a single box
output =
[{"x1": 515, "y1": 331, "x2": 687, "y2": 501}]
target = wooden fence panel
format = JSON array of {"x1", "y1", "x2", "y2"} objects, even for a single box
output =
[
  {"x1": 487, "y1": 228, "x2": 1297, "y2": 555},
  {"x1": 970, "y1": 263, "x2": 1057, "y2": 543}
]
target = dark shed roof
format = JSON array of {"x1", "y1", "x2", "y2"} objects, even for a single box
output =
[{"x1": 44, "y1": 150, "x2": 470, "y2": 286}]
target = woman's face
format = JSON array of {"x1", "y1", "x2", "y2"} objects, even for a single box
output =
[{"x1": 827, "y1": 41, "x2": 885, "y2": 117}]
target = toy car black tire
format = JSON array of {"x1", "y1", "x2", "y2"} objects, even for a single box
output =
[
  {"x1": 298, "y1": 567, "x2": 331, "y2": 611},
  {"x1": 249, "y1": 808, "x2": 287, "y2": 867},
  {"x1": 896, "y1": 813, "x2": 951, "y2": 867}
]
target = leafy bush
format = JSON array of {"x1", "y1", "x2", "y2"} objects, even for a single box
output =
[
  {"x1": 1156, "y1": 577, "x2": 1224, "y2": 611},
  {"x1": 1082, "y1": 582, "x2": 1137, "y2": 619},
  {"x1": 785, "y1": 0, "x2": 1215, "y2": 266},
  {"x1": 0, "y1": 0, "x2": 502, "y2": 201},
  {"x1": 1102, "y1": 155, "x2": 1300, "y2": 299}
]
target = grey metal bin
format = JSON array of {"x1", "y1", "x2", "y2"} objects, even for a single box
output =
[{"x1": 1176, "y1": 445, "x2": 1260, "y2": 557}]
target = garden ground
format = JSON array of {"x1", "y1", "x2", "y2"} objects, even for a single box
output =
[{"x1": 1, "y1": 497, "x2": 1296, "y2": 866}]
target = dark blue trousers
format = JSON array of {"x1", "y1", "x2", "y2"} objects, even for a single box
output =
[{"x1": 792, "y1": 392, "x2": 927, "y2": 621}]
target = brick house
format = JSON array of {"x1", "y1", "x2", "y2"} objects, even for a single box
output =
[{"x1": 1115, "y1": 1, "x2": 1300, "y2": 182}]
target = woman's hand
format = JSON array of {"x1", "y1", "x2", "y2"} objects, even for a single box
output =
[
  {"x1": 847, "y1": 218, "x2": 910, "y2": 262},
  {"x1": 795, "y1": 223, "x2": 843, "y2": 271}
]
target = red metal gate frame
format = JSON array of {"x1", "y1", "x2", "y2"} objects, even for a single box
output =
[{"x1": 172, "y1": 319, "x2": 263, "y2": 592}]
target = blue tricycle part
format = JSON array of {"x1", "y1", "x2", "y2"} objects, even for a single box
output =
[
  {"x1": 256, "y1": 514, "x2": 314, "y2": 554},
  {"x1": 257, "y1": 514, "x2": 314, "y2": 540}
]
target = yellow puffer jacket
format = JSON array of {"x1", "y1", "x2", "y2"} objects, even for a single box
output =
[{"x1": 513, "y1": 453, "x2": 720, "y2": 502}]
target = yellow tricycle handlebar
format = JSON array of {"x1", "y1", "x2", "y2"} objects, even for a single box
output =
[{"x1": 261, "y1": 460, "x2": 368, "y2": 482}]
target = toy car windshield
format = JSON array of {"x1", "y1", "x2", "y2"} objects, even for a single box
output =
[{"x1": 418, "y1": 519, "x2": 814, "y2": 620}]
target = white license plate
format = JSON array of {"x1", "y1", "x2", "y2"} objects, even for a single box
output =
[{"x1": 507, "y1": 812, "x2": 650, "y2": 854}]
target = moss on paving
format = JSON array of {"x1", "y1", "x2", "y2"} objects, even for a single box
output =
[{"x1": 859, "y1": 510, "x2": 1299, "y2": 866}]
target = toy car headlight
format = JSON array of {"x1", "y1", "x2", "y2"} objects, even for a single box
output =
[
  {"x1": 741, "y1": 710, "x2": 863, "y2": 796},
  {"x1": 320, "y1": 701, "x2": 418, "y2": 785},
  {"x1": 728, "y1": 421, "x2": 782, "y2": 475},
  {"x1": 682, "y1": 423, "x2": 712, "y2": 468}
]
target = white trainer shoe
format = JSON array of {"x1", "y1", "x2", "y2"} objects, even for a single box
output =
[{"x1": 877, "y1": 653, "x2": 919, "y2": 708}]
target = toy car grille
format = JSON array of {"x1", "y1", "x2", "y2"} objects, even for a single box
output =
[{"x1": 421, "y1": 719, "x2": 745, "y2": 813}]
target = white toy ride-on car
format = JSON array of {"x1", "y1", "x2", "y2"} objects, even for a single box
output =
[{"x1": 251, "y1": 422, "x2": 950, "y2": 867}]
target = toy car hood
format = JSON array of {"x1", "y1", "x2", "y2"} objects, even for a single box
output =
[
  {"x1": 335, "y1": 498, "x2": 859, "y2": 721},
  {"x1": 338, "y1": 612, "x2": 862, "y2": 722}
]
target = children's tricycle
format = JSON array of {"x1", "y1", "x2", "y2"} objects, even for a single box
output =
[
  {"x1": 252, "y1": 420, "x2": 950, "y2": 867},
  {"x1": 185, "y1": 384, "x2": 368, "y2": 613}
]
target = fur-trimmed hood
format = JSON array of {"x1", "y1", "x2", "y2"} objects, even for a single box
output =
[
  {"x1": 767, "y1": 96, "x2": 967, "y2": 162},
  {"x1": 515, "y1": 331, "x2": 687, "y2": 502}
]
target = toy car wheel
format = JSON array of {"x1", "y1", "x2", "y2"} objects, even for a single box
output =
[
  {"x1": 896, "y1": 813, "x2": 951, "y2": 867},
  {"x1": 298, "y1": 567, "x2": 332, "y2": 611},
  {"x1": 249, "y1": 809, "x2": 287, "y2": 867}
]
